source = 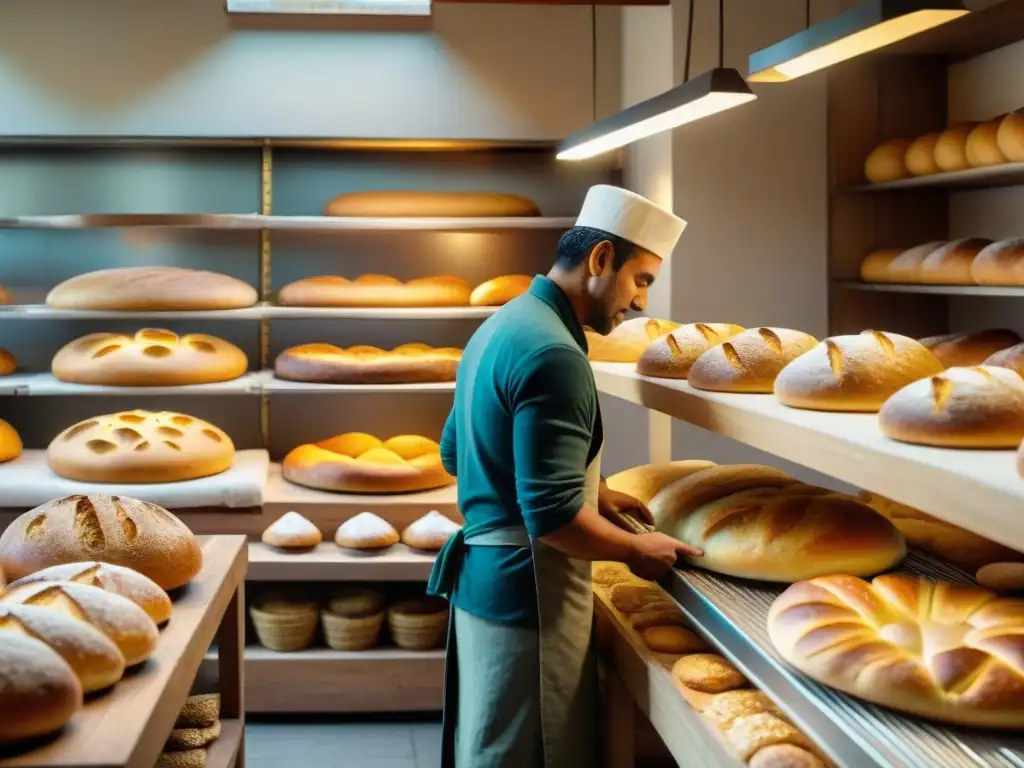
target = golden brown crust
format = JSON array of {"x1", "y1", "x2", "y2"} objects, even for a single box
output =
[
  {"x1": 592, "y1": 562, "x2": 636, "y2": 587},
  {"x1": 274, "y1": 343, "x2": 460, "y2": 384},
  {"x1": 0, "y1": 348, "x2": 15, "y2": 376},
  {"x1": 971, "y1": 239, "x2": 1024, "y2": 286},
  {"x1": 605, "y1": 460, "x2": 717, "y2": 506},
  {"x1": 0, "y1": 419, "x2": 22, "y2": 463},
  {"x1": 699, "y1": 689, "x2": 782, "y2": 729},
  {"x1": 0, "y1": 633, "x2": 82, "y2": 745},
  {"x1": 672, "y1": 653, "x2": 748, "y2": 694},
  {"x1": 918, "y1": 238, "x2": 991, "y2": 284},
  {"x1": 987, "y1": 342, "x2": 1024, "y2": 376},
  {"x1": 323, "y1": 190, "x2": 541, "y2": 218},
  {"x1": 156, "y1": 748, "x2": 206, "y2": 768},
  {"x1": 864, "y1": 138, "x2": 911, "y2": 183},
  {"x1": 609, "y1": 582, "x2": 665, "y2": 614},
  {"x1": 688, "y1": 328, "x2": 819, "y2": 393},
  {"x1": 165, "y1": 720, "x2": 221, "y2": 751},
  {"x1": 586, "y1": 317, "x2": 682, "y2": 363},
  {"x1": 920, "y1": 328, "x2": 1021, "y2": 367},
  {"x1": 176, "y1": 693, "x2": 220, "y2": 728},
  {"x1": 976, "y1": 562, "x2": 1024, "y2": 592},
  {"x1": 726, "y1": 714, "x2": 816, "y2": 762},
  {"x1": 934, "y1": 123, "x2": 976, "y2": 173},
  {"x1": 640, "y1": 625, "x2": 707, "y2": 654},
  {"x1": 967, "y1": 118, "x2": 1008, "y2": 167},
  {"x1": 46, "y1": 267, "x2": 257, "y2": 311},
  {"x1": 748, "y1": 744, "x2": 827, "y2": 768},
  {"x1": 997, "y1": 110, "x2": 1024, "y2": 162},
  {"x1": 635, "y1": 323, "x2": 745, "y2": 379},
  {"x1": 470, "y1": 275, "x2": 533, "y2": 306},
  {"x1": 905, "y1": 133, "x2": 941, "y2": 176},
  {"x1": 885, "y1": 241, "x2": 946, "y2": 283},
  {"x1": 277, "y1": 274, "x2": 472, "y2": 308},
  {"x1": 859, "y1": 249, "x2": 902, "y2": 282}
]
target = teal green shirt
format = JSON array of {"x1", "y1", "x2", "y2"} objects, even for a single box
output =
[{"x1": 440, "y1": 276, "x2": 602, "y2": 627}]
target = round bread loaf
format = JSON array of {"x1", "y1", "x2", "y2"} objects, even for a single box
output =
[
  {"x1": 274, "y1": 343, "x2": 460, "y2": 384},
  {"x1": 0, "y1": 348, "x2": 15, "y2": 376},
  {"x1": 635, "y1": 323, "x2": 745, "y2": 379},
  {"x1": 606, "y1": 460, "x2": 717, "y2": 506},
  {"x1": 885, "y1": 241, "x2": 946, "y2": 283},
  {"x1": 879, "y1": 365, "x2": 1024, "y2": 448},
  {"x1": 609, "y1": 581, "x2": 666, "y2": 614},
  {"x1": 0, "y1": 494, "x2": 202, "y2": 590},
  {"x1": 0, "y1": 418, "x2": 22, "y2": 463},
  {"x1": 176, "y1": 693, "x2": 220, "y2": 728},
  {"x1": 864, "y1": 138, "x2": 911, "y2": 183},
  {"x1": 9, "y1": 561, "x2": 172, "y2": 626},
  {"x1": 966, "y1": 118, "x2": 1008, "y2": 167},
  {"x1": 334, "y1": 512, "x2": 400, "y2": 549},
  {"x1": 859, "y1": 249, "x2": 902, "y2": 282},
  {"x1": 768, "y1": 573, "x2": 1024, "y2": 727},
  {"x1": 641, "y1": 626, "x2": 706, "y2": 654},
  {"x1": 919, "y1": 328, "x2": 1021, "y2": 367},
  {"x1": 0, "y1": 633, "x2": 82, "y2": 744},
  {"x1": 650, "y1": 465, "x2": 905, "y2": 582},
  {"x1": 401, "y1": 510, "x2": 461, "y2": 551},
  {"x1": 46, "y1": 267, "x2": 257, "y2": 311},
  {"x1": 47, "y1": 410, "x2": 234, "y2": 483},
  {"x1": 775, "y1": 330, "x2": 944, "y2": 412},
  {"x1": 688, "y1": 327, "x2": 818, "y2": 393},
  {"x1": 985, "y1": 341, "x2": 1024, "y2": 376},
  {"x1": 904, "y1": 132, "x2": 941, "y2": 176},
  {"x1": 934, "y1": 124, "x2": 976, "y2": 172},
  {"x1": 997, "y1": 109, "x2": 1024, "y2": 162},
  {"x1": 470, "y1": 275, "x2": 532, "y2": 306},
  {"x1": 277, "y1": 275, "x2": 472, "y2": 308},
  {"x1": 323, "y1": 190, "x2": 541, "y2": 218},
  {"x1": 52, "y1": 329, "x2": 248, "y2": 386},
  {"x1": 918, "y1": 238, "x2": 991, "y2": 284},
  {"x1": 971, "y1": 238, "x2": 1024, "y2": 285},
  {"x1": 262, "y1": 511, "x2": 322, "y2": 549},
  {"x1": 0, "y1": 581, "x2": 159, "y2": 667},
  {"x1": 284, "y1": 432, "x2": 454, "y2": 493},
  {"x1": 586, "y1": 317, "x2": 682, "y2": 363},
  {"x1": 672, "y1": 653, "x2": 747, "y2": 694}
]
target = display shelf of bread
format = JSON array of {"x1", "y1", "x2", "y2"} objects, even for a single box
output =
[
  {"x1": 0, "y1": 371, "x2": 262, "y2": 396},
  {"x1": 273, "y1": 342, "x2": 461, "y2": 386},
  {"x1": 0, "y1": 302, "x2": 498, "y2": 321},
  {"x1": 857, "y1": 239, "x2": 1024, "y2": 288}
]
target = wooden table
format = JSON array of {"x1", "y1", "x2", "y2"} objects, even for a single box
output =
[{"x1": 0, "y1": 535, "x2": 248, "y2": 768}]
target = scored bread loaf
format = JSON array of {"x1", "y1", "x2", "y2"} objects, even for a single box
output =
[
  {"x1": 917, "y1": 238, "x2": 991, "y2": 284},
  {"x1": 864, "y1": 138, "x2": 911, "y2": 183},
  {"x1": 46, "y1": 267, "x2": 258, "y2": 311},
  {"x1": 334, "y1": 512, "x2": 400, "y2": 549},
  {"x1": 0, "y1": 418, "x2": 22, "y2": 463},
  {"x1": 0, "y1": 347, "x2": 15, "y2": 376},
  {"x1": 47, "y1": 410, "x2": 234, "y2": 483},
  {"x1": 966, "y1": 118, "x2": 1008, "y2": 167},
  {"x1": 919, "y1": 328, "x2": 1021, "y2": 367},
  {"x1": 885, "y1": 241, "x2": 946, "y2": 283},
  {"x1": 775, "y1": 330, "x2": 944, "y2": 412},
  {"x1": 768, "y1": 573, "x2": 1024, "y2": 728},
  {"x1": 278, "y1": 274, "x2": 472, "y2": 308},
  {"x1": 649, "y1": 465, "x2": 905, "y2": 582},
  {"x1": 606, "y1": 460, "x2": 717, "y2": 506},
  {"x1": 262, "y1": 511, "x2": 322, "y2": 549},
  {"x1": 879, "y1": 365, "x2": 1024, "y2": 448},
  {"x1": 401, "y1": 510, "x2": 462, "y2": 551},
  {"x1": 997, "y1": 109, "x2": 1024, "y2": 162},
  {"x1": 52, "y1": 329, "x2": 248, "y2": 386},
  {"x1": 0, "y1": 494, "x2": 202, "y2": 590},
  {"x1": 688, "y1": 327, "x2": 818, "y2": 393},
  {"x1": 985, "y1": 341, "x2": 1024, "y2": 376},
  {"x1": 0, "y1": 633, "x2": 82, "y2": 744},
  {"x1": 586, "y1": 317, "x2": 681, "y2": 363},
  {"x1": 283, "y1": 432, "x2": 454, "y2": 493},
  {"x1": 971, "y1": 239, "x2": 1024, "y2": 285},
  {"x1": 274, "y1": 343, "x2": 460, "y2": 384},
  {"x1": 904, "y1": 133, "x2": 941, "y2": 176},
  {"x1": 859, "y1": 249, "x2": 902, "y2": 282},
  {"x1": 323, "y1": 190, "x2": 541, "y2": 218},
  {"x1": 470, "y1": 275, "x2": 533, "y2": 306},
  {"x1": 934, "y1": 124, "x2": 976, "y2": 172},
  {"x1": 635, "y1": 323, "x2": 745, "y2": 379}
]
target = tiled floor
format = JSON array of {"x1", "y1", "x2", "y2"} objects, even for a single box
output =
[{"x1": 245, "y1": 720, "x2": 442, "y2": 768}]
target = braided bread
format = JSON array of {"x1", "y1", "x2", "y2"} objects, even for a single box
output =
[
  {"x1": 636, "y1": 323, "x2": 745, "y2": 379},
  {"x1": 688, "y1": 327, "x2": 818, "y2": 393},
  {"x1": 275, "y1": 342, "x2": 460, "y2": 384},
  {"x1": 277, "y1": 275, "x2": 472, "y2": 308},
  {"x1": 586, "y1": 317, "x2": 681, "y2": 363}
]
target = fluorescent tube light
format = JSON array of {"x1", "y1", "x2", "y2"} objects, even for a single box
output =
[
  {"x1": 556, "y1": 68, "x2": 756, "y2": 162},
  {"x1": 748, "y1": 0, "x2": 967, "y2": 83},
  {"x1": 226, "y1": 0, "x2": 431, "y2": 16}
]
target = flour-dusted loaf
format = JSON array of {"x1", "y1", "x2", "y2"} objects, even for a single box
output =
[
  {"x1": 934, "y1": 123, "x2": 976, "y2": 172},
  {"x1": 586, "y1": 317, "x2": 681, "y2": 363},
  {"x1": 879, "y1": 365, "x2": 1024, "y2": 448},
  {"x1": 688, "y1": 327, "x2": 818, "y2": 393},
  {"x1": 768, "y1": 573, "x2": 1024, "y2": 727},
  {"x1": 985, "y1": 341, "x2": 1024, "y2": 376},
  {"x1": 401, "y1": 510, "x2": 462, "y2": 551},
  {"x1": 904, "y1": 132, "x2": 941, "y2": 176},
  {"x1": 635, "y1": 323, "x2": 745, "y2": 379},
  {"x1": 859, "y1": 248, "x2": 902, "y2": 282},
  {"x1": 864, "y1": 138, "x2": 911, "y2": 183},
  {"x1": 775, "y1": 330, "x2": 944, "y2": 412},
  {"x1": 0, "y1": 633, "x2": 82, "y2": 744},
  {"x1": 918, "y1": 238, "x2": 991, "y2": 284},
  {"x1": 0, "y1": 418, "x2": 22, "y2": 463},
  {"x1": 470, "y1": 275, "x2": 533, "y2": 306},
  {"x1": 323, "y1": 190, "x2": 541, "y2": 218},
  {"x1": 971, "y1": 239, "x2": 1024, "y2": 285},
  {"x1": 334, "y1": 512, "x2": 400, "y2": 549},
  {"x1": 274, "y1": 343, "x2": 461, "y2": 384},
  {"x1": 920, "y1": 328, "x2": 1021, "y2": 367},
  {"x1": 47, "y1": 410, "x2": 234, "y2": 483},
  {"x1": 0, "y1": 494, "x2": 202, "y2": 590},
  {"x1": 997, "y1": 109, "x2": 1024, "y2": 162},
  {"x1": 277, "y1": 275, "x2": 472, "y2": 308},
  {"x1": 46, "y1": 267, "x2": 257, "y2": 311},
  {"x1": 0, "y1": 347, "x2": 15, "y2": 376},
  {"x1": 649, "y1": 465, "x2": 905, "y2": 582},
  {"x1": 606, "y1": 460, "x2": 717, "y2": 505},
  {"x1": 284, "y1": 432, "x2": 454, "y2": 494},
  {"x1": 262, "y1": 512, "x2": 322, "y2": 549},
  {"x1": 52, "y1": 329, "x2": 248, "y2": 386},
  {"x1": 885, "y1": 241, "x2": 946, "y2": 283},
  {"x1": 966, "y1": 118, "x2": 1008, "y2": 167}
]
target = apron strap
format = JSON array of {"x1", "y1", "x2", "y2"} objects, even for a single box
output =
[{"x1": 427, "y1": 526, "x2": 531, "y2": 600}]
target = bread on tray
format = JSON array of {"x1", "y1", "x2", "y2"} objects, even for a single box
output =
[
  {"x1": 470, "y1": 275, "x2": 533, "y2": 306},
  {"x1": 323, "y1": 190, "x2": 541, "y2": 218},
  {"x1": 46, "y1": 267, "x2": 257, "y2": 311},
  {"x1": 586, "y1": 317, "x2": 681, "y2": 363},
  {"x1": 919, "y1": 328, "x2": 1021, "y2": 368},
  {"x1": 277, "y1": 275, "x2": 472, "y2": 308},
  {"x1": 274, "y1": 343, "x2": 460, "y2": 384},
  {"x1": 688, "y1": 327, "x2": 818, "y2": 393},
  {"x1": 635, "y1": 323, "x2": 745, "y2": 379},
  {"x1": 905, "y1": 133, "x2": 941, "y2": 176},
  {"x1": 934, "y1": 124, "x2": 975, "y2": 173}
]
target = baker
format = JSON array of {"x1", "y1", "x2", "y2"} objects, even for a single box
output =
[{"x1": 428, "y1": 184, "x2": 700, "y2": 768}]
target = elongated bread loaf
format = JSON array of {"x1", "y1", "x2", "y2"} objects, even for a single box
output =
[
  {"x1": 905, "y1": 133, "x2": 941, "y2": 176},
  {"x1": 966, "y1": 118, "x2": 1008, "y2": 167},
  {"x1": 919, "y1": 328, "x2": 1020, "y2": 367},
  {"x1": 323, "y1": 190, "x2": 541, "y2": 218},
  {"x1": 46, "y1": 267, "x2": 257, "y2": 311},
  {"x1": 971, "y1": 239, "x2": 1024, "y2": 285},
  {"x1": 918, "y1": 238, "x2": 991, "y2": 284},
  {"x1": 985, "y1": 341, "x2": 1024, "y2": 376},
  {"x1": 606, "y1": 460, "x2": 717, "y2": 505},
  {"x1": 278, "y1": 275, "x2": 472, "y2": 308},
  {"x1": 470, "y1": 275, "x2": 533, "y2": 306},
  {"x1": 997, "y1": 109, "x2": 1024, "y2": 162},
  {"x1": 635, "y1": 323, "x2": 745, "y2": 379},
  {"x1": 275, "y1": 343, "x2": 460, "y2": 384},
  {"x1": 934, "y1": 124, "x2": 976, "y2": 172},
  {"x1": 864, "y1": 138, "x2": 911, "y2": 183},
  {"x1": 0, "y1": 633, "x2": 82, "y2": 744},
  {"x1": 885, "y1": 241, "x2": 946, "y2": 283},
  {"x1": 859, "y1": 249, "x2": 902, "y2": 282},
  {"x1": 0, "y1": 419, "x2": 22, "y2": 463},
  {"x1": 586, "y1": 317, "x2": 681, "y2": 363},
  {"x1": 688, "y1": 327, "x2": 818, "y2": 393}
]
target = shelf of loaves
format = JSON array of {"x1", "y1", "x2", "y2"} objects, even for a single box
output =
[
  {"x1": 855, "y1": 160, "x2": 1024, "y2": 192},
  {"x1": 247, "y1": 541, "x2": 436, "y2": 581},
  {"x1": 0, "y1": 303, "x2": 498, "y2": 321},
  {"x1": 592, "y1": 362, "x2": 1024, "y2": 554},
  {"x1": 835, "y1": 281, "x2": 1024, "y2": 298}
]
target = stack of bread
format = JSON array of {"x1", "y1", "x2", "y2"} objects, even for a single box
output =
[
  {"x1": 158, "y1": 694, "x2": 222, "y2": 768},
  {"x1": 274, "y1": 342, "x2": 461, "y2": 384},
  {"x1": 46, "y1": 267, "x2": 258, "y2": 311},
  {"x1": 860, "y1": 239, "x2": 1024, "y2": 285},
  {"x1": 261, "y1": 509, "x2": 461, "y2": 553},
  {"x1": 587, "y1": 317, "x2": 680, "y2": 362},
  {"x1": 322, "y1": 190, "x2": 541, "y2": 218}
]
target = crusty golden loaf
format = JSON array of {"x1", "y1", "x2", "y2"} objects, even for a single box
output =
[
  {"x1": 864, "y1": 138, "x2": 911, "y2": 183},
  {"x1": 918, "y1": 238, "x2": 991, "y2": 284},
  {"x1": 904, "y1": 132, "x2": 941, "y2": 176},
  {"x1": 966, "y1": 118, "x2": 1008, "y2": 167},
  {"x1": 985, "y1": 341, "x2": 1024, "y2": 376},
  {"x1": 323, "y1": 190, "x2": 541, "y2": 218},
  {"x1": 46, "y1": 267, "x2": 257, "y2": 311},
  {"x1": 274, "y1": 343, "x2": 460, "y2": 384},
  {"x1": 996, "y1": 109, "x2": 1024, "y2": 162},
  {"x1": 934, "y1": 123, "x2": 976, "y2": 173},
  {"x1": 0, "y1": 418, "x2": 22, "y2": 463},
  {"x1": 859, "y1": 249, "x2": 902, "y2": 282},
  {"x1": 0, "y1": 633, "x2": 82, "y2": 744},
  {"x1": 586, "y1": 317, "x2": 681, "y2": 363},
  {"x1": 470, "y1": 275, "x2": 533, "y2": 306},
  {"x1": 278, "y1": 274, "x2": 472, "y2": 308},
  {"x1": 0, "y1": 347, "x2": 15, "y2": 376},
  {"x1": 635, "y1": 323, "x2": 745, "y2": 379},
  {"x1": 606, "y1": 460, "x2": 717, "y2": 505},
  {"x1": 971, "y1": 239, "x2": 1024, "y2": 285},
  {"x1": 885, "y1": 241, "x2": 946, "y2": 283},
  {"x1": 688, "y1": 327, "x2": 818, "y2": 393},
  {"x1": 919, "y1": 328, "x2": 1021, "y2": 367}
]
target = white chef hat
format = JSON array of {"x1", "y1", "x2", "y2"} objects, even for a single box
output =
[{"x1": 575, "y1": 184, "x2": 687, "y2": 261}]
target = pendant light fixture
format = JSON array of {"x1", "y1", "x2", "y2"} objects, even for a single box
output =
[
  {"x1": 748, "y1": 0, "x2": 968, "y2": 83},
  {"x1": 557, "y1": 0, "x2": 755, "y2": 162}
]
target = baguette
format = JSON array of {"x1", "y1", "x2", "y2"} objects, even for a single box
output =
[
  {"x1": 688, "y1": 327, "x2": 818, "y2": 393},
  {"x1": 278, "y1": 275, "x2": 472, "y2": 308},
  {"x1": 323, "y1": 190, "x2": 541, "y2": 218},
  {"x1": 885, "y1": 241, "x2": 946, "y2": 283},
  {"x1": 917, "y1": 238, "x2": 991, "y2": 284},
  {"x1": 635, "y1": 323, "x2": 745, "y2": 379},
  {"x1": 274, "y1": 342, "x2": 460, "y2": 384},
  {"x1": 859, "y1": 249, "x2": 902, "y2": 282}
]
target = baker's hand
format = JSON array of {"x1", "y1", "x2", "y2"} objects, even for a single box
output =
[
  {"x1": 598, "y1": 485, "x2": 654, "y2": 528},
  {"x1": 627, "y1": 532, "x2": 703, "y2": 581}
]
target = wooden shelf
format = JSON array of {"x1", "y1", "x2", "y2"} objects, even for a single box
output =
[
  {"x1": 262, "y1": 305, "x2": 496, "y2": 320},
  {"x1": 835, "y1": 280, "x2": 1024, "y2": 297},
  {"x1": 1, "y1": 536, "x2": 247, "y2": 768},
  {"x1": 204, "y1": 719, "x2": 243, "y2": 768},
  {"x1": 854, "y1": 161, "x2": 1024, "y2": 192},
  {"x1": 0, "y1": 305, "x2": 268, "y2": 321},
  {"x1": 247, "y1": 541, "x2": 436, "y2": 581},
  {"x1": 258, "y1": 372, "x2": 455, "y2": 395},
  {"x1": 0, "y1": 372, "x2": 262, "y2": 396},
  {"x1": 0, "y1": 304, "x2": 494, "y2": 322},
  {"x1": 591, "y1": 362, "x2": 1024, "y2": 553}
]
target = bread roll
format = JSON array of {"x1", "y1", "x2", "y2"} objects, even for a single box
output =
[
  {"x1": 401, "y1": 510, "x2": 461, "y2": 551},
  {"x1": 996, "y1": 109, "x2": 1024, "y2": 162},
  {"x1": 635, "y1": 323, "x2": 746, "y2": 379},
  {"x1": 630, "y1": 604, "x2": 686, "y2": 631},
  {"x1": 879, "y1": 365, "x2": 1024, "y2": 448},
  {"x1": 48, "y1": 410, "x2": 234, "y2": 483},
  {"x1": 649, "y1": 465, "x2": 905, "y2": 582},
  {"x1": 966, "y1": 118, "x2": 1008, "y2": 167},
  {"x1": 334, "y1": 512, "x2": 400, "y2": 549},
  {"x1": 971, "y1": 238, "x2": 1024, "y2": 285},
  {"x1": 749, "y1": 745, "x2": 826, "y2": 768},
  {"x1": 323, "y1": 190, "x2": 541, "y2": 218},
  {"x1": 46, "y1": 267, "x2": 257, "y2": 311},
  {"x1": 177, "y1": 693, "x2": 220, "y2": 728},
  {"x1": 768, "y1": 573, "x2": 1024, "y2": 727},
  {"x1": 904, "y1": 132, "x2": 941, "y2": 176},
  {"x1": 864, "y1": 138, "x2": 911, "y2": 183},
  {"x1": 885, "y1": 241, "x2": 946, "y2": 283},
  {"x1": 52, "y1": 329, "x2": 248, "y2": 386},
  {"x1": 688, "y1": 328, "x2": 819, "y2": 394},
  {"x1": 859, "y1": 249, "x2": 902, "y2": 282},
  {"x1": 262, "y1": 511, "x2": 322, "y2": 549},
  {"x1": 609, "y1": 582, "x2": 665, "y2": 614},
  {"x1": 0, "y1": 633, "x2": 82, "y2": 744},
  {"x1": 672, "y1": 653, "x2": 747, "y2": 694},
  {"x1": 1, "y1": 581, "x2": 159, "y2": 667},
  {"x1": 166, "y1": 721, "x2": 221, "y2": 751},
  {"x1": 0, "y1": 418, "x2": 22, "y2": 463},
  {"x1": 918, "y1": 237, "x2": 991, "y2": 284},
  {"x1": 934, "y1": 123, "x2": 976, "y2": 172},
  {"x1": 274, "y1": 343, "x2": 460, "y2": 384},
  {"x1": 0, "y1": 494, "x2": 202, "y2": 590},
  {"x1": 606, "y1": 460, "x2": 717, "y2": 505},
  {"x1": 775, "y1": 330, "x2": 944, "y2": 412},
  {"x1": 9, "y1": 561, "x2": 172, "y2": 626},
  {"x1": 725, "y1": 714, "x2": 816, "y2": 763},
  {"x1": 985, "y1": 341, "x2": 1024, "y2": 376},
  {"x1": 586, "y1": 317, "x2": 681, "y2": 363},
  {"x1": 277, "y1": 275, "x2": 472, "y2": 308},
  {"x1": 0, "y1": 348, "x2": 15, "y2": 376},
  {"x1": 920, "y1": 328, "x2": 1021, "y2": 367},
  {"x1": 470, "y1": 275, "x2": 533, "y2": 306},
  {"x1": 976, "y1": 562, "x2": 1024, "y2": 592},
  {"x1": 284, "y1": 432, "x2": 454, "y2": 494},
  {"x1": 640, "y1": 626, "x2": 706, "y2": 654}
]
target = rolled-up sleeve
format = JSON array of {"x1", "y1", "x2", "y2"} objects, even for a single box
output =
[
  {"x1": 511, "y1": 345, "x2": 595, "y2": 538},
  {"x1": 440, "y1": 407, "x2": 458, "y2": 477}
]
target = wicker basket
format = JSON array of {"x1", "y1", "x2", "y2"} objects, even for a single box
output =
[
  {"x1": 387, "y1": 598, "x2": 449, "y2": 650},
  {"x1": 250, "y1": 601, "x2": 318, "y2": 652},
  {"x1": 322, "y1": 610, "x2": 385, "y2": 651}
]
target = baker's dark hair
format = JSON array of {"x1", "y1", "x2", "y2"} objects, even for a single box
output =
[{"x1": 555, "y1": 226, "x2": 636, "y2": 270}]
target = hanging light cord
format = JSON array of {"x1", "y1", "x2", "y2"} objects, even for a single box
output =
[
  {"x1": 806, "y1": 0, "x2": 811, "y2": 28},
  {"x1": 684, "y1": 0, "x2": 695, "y2": 81},
  {"x1": 718, "y1": 0, "x2": 725, "y2": 68}
]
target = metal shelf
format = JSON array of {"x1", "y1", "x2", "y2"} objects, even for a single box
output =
[
  {"x1": 854, "y1": 161, "x2": 1024, "y2": 193},
  {"x1": 258, "y1": 370, "x2": 455, "y2": 394},
  {"x1": 0, "y1": 372, "x2": 261, "y2": 396},
  {"x1": 0, "y1": 303, "x2": 495, "y2": 321},
  {"x1": 835, "y1": 280, "x2": 1024, "y2": 297},
  {"x1": 263, "y1": 305, "x2": 496, "y2": 320}
]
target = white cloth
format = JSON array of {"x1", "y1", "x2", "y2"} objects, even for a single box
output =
[{"x1": 575, "y1": 184, "x2": 686, "y2": 260}]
